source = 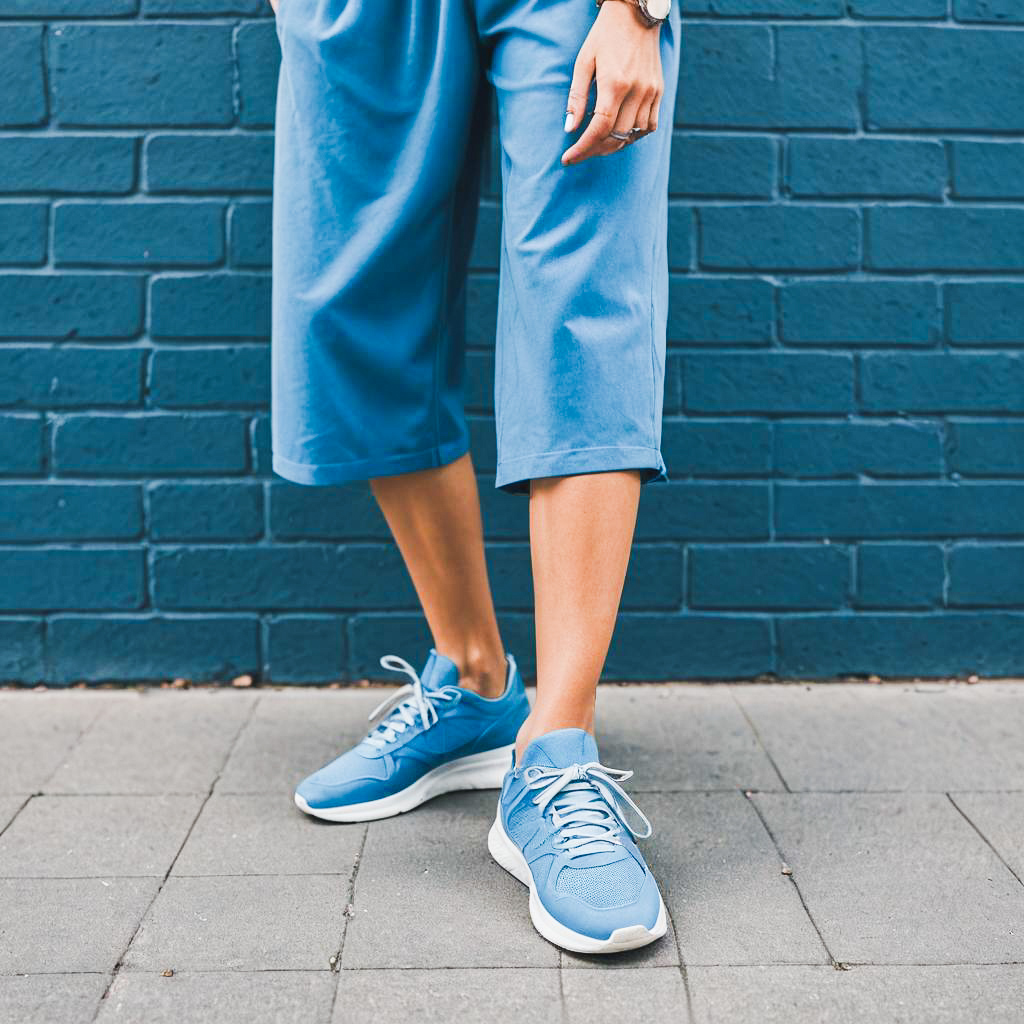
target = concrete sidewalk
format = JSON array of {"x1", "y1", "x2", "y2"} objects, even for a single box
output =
[{"x1": 1, "y1": 682, "x2": 1023, "y2": 1023}]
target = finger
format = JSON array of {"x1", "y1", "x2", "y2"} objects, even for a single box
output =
[
  {"x1": 610, "y1": 89, "x2": 645, "y2": 149},
  {"x1": 565, "y1": 49, "x2": 595, "y2": 134},
  {"x1": 562, "y1": 75, "x2": 628, "y2": 165},
  {"x1": 628, "y1": 92, "x2": 657, "y2": 143}
]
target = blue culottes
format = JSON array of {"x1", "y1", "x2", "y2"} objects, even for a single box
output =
[{"x1": 271, "y1": 0, "x2": 681, "y2": 493}]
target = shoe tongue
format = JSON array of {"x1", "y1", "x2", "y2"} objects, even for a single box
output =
[
  {"x1": 519, "y1": 728, "x2": 598, "y2": 769},
  {"x1": 419, "y1": 649, "x2": 458, "y2": 691}
]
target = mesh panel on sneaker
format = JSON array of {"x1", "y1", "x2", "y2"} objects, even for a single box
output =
[
  {"x1": 506, "y1": 803, "x2": 538, "y2": 847},
  {"x1": 554, "y1": 858, "x2": 645, "y2": 908}
]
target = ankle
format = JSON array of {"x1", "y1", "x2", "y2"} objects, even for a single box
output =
[{"x1": 445, "y1": 645, "x2": 508, "y2": 699}]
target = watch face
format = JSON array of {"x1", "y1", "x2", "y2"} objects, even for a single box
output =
[{"x1": 645, "y1": 0, "x2": 671, "y2": 18}]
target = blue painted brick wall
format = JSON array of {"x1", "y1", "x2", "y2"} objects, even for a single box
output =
[{"x1": 2, "y1": 3, "x2": 1024, "y2": 684}]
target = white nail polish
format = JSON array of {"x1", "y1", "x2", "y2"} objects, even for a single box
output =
[{"x1": 564, "y1": 112, "x2": 574, "y2": 132}]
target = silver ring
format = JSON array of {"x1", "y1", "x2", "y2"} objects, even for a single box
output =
[{"x1": 609, "y1": 129, "x2": 632, "y2": 141}]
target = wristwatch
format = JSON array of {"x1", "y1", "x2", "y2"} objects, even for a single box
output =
[{"x1": 595, "y1": 0, "x2": 671, "y2": 28}]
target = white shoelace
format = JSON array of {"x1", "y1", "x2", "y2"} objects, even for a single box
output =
[
  {"x1": 363, "y1": 654, "x2": 460, "y2": 750},
  {"x1": 520, "y1": 761, "x2": 653, "y2": 858}
]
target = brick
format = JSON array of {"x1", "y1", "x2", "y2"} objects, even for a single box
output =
[
  {"x1": 947, "y1": 283, "x2": 1024, "y2": 345},
  {"x1": 270, "y1": 482, "x2": 389, "y2": 540},
  {"x1": 780, "y1": 281, "x2": 939, "y2": 346},
  {"x1": 48, "y1": 615, "x2": 260, "y2": 683},
  {"x1": 52, "y1": 25, "x2": 233, "y2": 127},
  {"x1": 668, "y1": 204, "x2": 693, "y2": 270},
  {"x1": 152, "y1": 546, "x2": 418, "y2": 610},
  {"x1": 466, "y1": 276, "x2": 498, "y2": 347},
  {"x1": 486, "y1": 544, "x2": 682, "y2": 610},
  {"x1": 0, "y1": 618, "x2": 44, "y2": 681},
  {"x1": 777, "y1": 482, "x2": 1024, "y2": 539},
  {"x1": 668, "y1": 277, "x2": 774, "y2": 345},
  {"x1": 230, "y1": 201, "x2": 271, "y2": 268},
  {"x1": 849, "y1": 0, "x2": 946, "y2": 15},
  {"x1": 0, "y1": 204, "x2": 46, "y2": 264},
  {"x1": 149, "y1": 347, "x2": 270, "y2": 407},
  {"x1": 948, "y1": 420, "x2": 1024, "y2": 476},
  {"x1": 469, "y1": 202, "x2": 501, "y2": 271},
  {"x1": 952, "y1": 142, "x2": 1024, "y2": 199},
  {"x1": 468, "y1": 415, "x2": 497, "y2": 473},
  {"x1": 775, "y1": 421, "x2": 942, "y2": 478},
  {"x1": 669, "y1": 135, "x2": 775, "y2": 198},
  {"x1": 865, "y1": 28, "x2": 1024, "y2": 131},
  {"x1": 148, "y1": 482, "x2": 263, "y2": 541},
  {"x1": 860, "y1": 354, "x2": 1024, "y2": 414},
  {"x1": 145, "y1": 134, "x2": 274, "y2": 194},
  {"x1": 0, "y1": 484, "x2": 141, "y2": 541},
  {"x1": 776, "y1": 613, "x2": 1024, "y2": 677},
  {"x1": 0, "y1": 549, "x2": 143, "y2": 611},
  {"x1": 0, "y1": 27, "x2": 45, "y2": 127},
  {"x1": 954, "y1": 0, "x2": 1024, "y2": 22},
  {"x1": 691, "y1": 544, "x2": 849, "y2": 610},
  {"x1": 0, "y1": 0, "x2": 135, "y2": 11},
  {"x1": 54, "y1": 201, "x2": 223, "y2": 267},
  {"x1": 700, "y1": 206, "x2": 859, "y2": 272},
  {"x1": 605, "y1": 614, "x2": 774, "y2": 680},
  {"x1": 682, "y1": 0, "x2": 841, "y2": 13},
  {"x1": 251, "y1": 414, "x2": 271, "y2": 475},
  {"x1": 661, "y1": 420, "x2": 773, "y2": 477},
  {"x1": 267, "y1": 616, "x2": 346, "y2": 683},
  {"x1": 788, "y1": 139, "x2": 946, "y2": 199},
  {"x1": 949, "y1": 545, "x2": 1024, "y2": 607},
  {"x1": 856, "y1": 543, "x2": 945, "y2": 609},
  {"x1": 868, "y1": 207, "x2": 1024, "y2": 272},
  {"x1": 237, "y1": 22, "x2": 280, "y2": 128},
  {"x1": 0, "y1": 274, "x2": 144, "y2": 340},
  {"x1": 143, "y1": 0, "x2": 266, "y2": 12},
  {"x1": 0, "y1": 415, "x2": 43, "y2": 474},
  {"x1": 678, "y1": 26, "x2": 860, "y2": 131},
  {"x1": 54, "y1": 414, "x2": 248, "y2": 475},
  {"x1": 466, "y1": 351, "x2": 495, "y2": 412},
  {"x1": 636, "y1": 483, "x2": 771, "y2": 541},
  {"x1": 0, "y1": 136, "x2": 135, "y2": 195},
  {"x1": 0, "y1": 347, "x2": 143, "y2": 407},
  {"x1": 684, "y1": 354, "x2": 853, "y2": 414},
  {"x1": 150, "y1": 274, "x2": 271, "y2": 339}
]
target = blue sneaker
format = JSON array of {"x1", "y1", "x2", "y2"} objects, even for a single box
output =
[
  {"x1": 488, "y1": 727, "x2": 667, "y2": 954},
  {"x1": 294, "y1": 650, "x2": 528, "y2": 823}
]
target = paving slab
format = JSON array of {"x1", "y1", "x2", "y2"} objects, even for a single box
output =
[
  {"x1": 0, "y1": 973, "x2": 110, "y2": 1024},
  {"x1": 0, "y1": 795, "x2": 27, "y2": 832},
  {"x1": 46, "y1": 691, "x2": 256, "y2": 795},
  {"x1": 0, "y1": 795, "x2": 203, "y2": 877},
  {"x1": 753, "y1": 793, "x2": 1024, "y2": 964},
  {"x1": 95, "y1": 971, "x2": 336, "y2": 1024},
  {"x1": 0, "y1": 693, "x2": 117, "y2": 793},
  {"x1": 596, "y1": 685, "x2": 783, "y2": 792},
  {"x1": 735, "y1": 684, "x2": 1024, "y2": 792},
  {"x1": 687, "y1": 964, "x2": 1024, "y2": 1024},
  {"x1": 949, "y1": 792, "x2": 1024, "y2": 881},
  {"x1": 122, "y1": 874, "x2": 348, "y2": 972},
  {"x1": 217, "y1": 690, "x2": 384, "y2": 795},
  {"x1": 562, "y1": 966, "x2": 689, "y2": 1023},
  {"x1": 333, "y1": 968, "x2": 561, "y2": 1023},
  {"x1": 0, "y1": 877, "x2": 159, "y2": 974},
  {"x1": 173, "y1": 794, "x2": 365, "y2": 876},
  {"x1": 341, "y1": 791, "x2": 559, "y2": 969},
  {"x1": 643, "y1": 792, "x2": 827, "y2": 966}
]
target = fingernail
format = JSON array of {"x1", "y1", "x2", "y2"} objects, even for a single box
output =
[{"x1": 564, "y1": 112, "x2": 574, "y2": 132}]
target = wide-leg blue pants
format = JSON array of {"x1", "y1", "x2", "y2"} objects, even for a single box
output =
[{"x1": 271, "y1": 0, "x2": 681, "y2": 493}]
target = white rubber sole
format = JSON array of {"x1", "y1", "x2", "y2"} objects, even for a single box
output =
[
  {"x1": 294, "y1": 744, "x2": 514, "y2": 823},
  {"x1": 488, "y1": 813, "x2": 668, "y2": 955}
]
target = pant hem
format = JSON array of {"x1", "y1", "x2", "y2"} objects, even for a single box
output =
[
  {"x1": 494, "y1": 445, "x2": 669, "y2": 495},
  {"x1": 273, "y1": 436, "x2": 471, "y2": 486}
]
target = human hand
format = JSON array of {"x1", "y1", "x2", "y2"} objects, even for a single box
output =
[{"x1": 562, "y1": 0, "x2": 665, "y2": 166}]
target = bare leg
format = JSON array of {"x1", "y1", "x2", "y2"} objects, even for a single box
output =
[
  {"x1": 370, "y1": 453, "x2": 507, "y2": 697},
  {"x1": 517, "y1": 470, "x2": 642, "y2": 758}
]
